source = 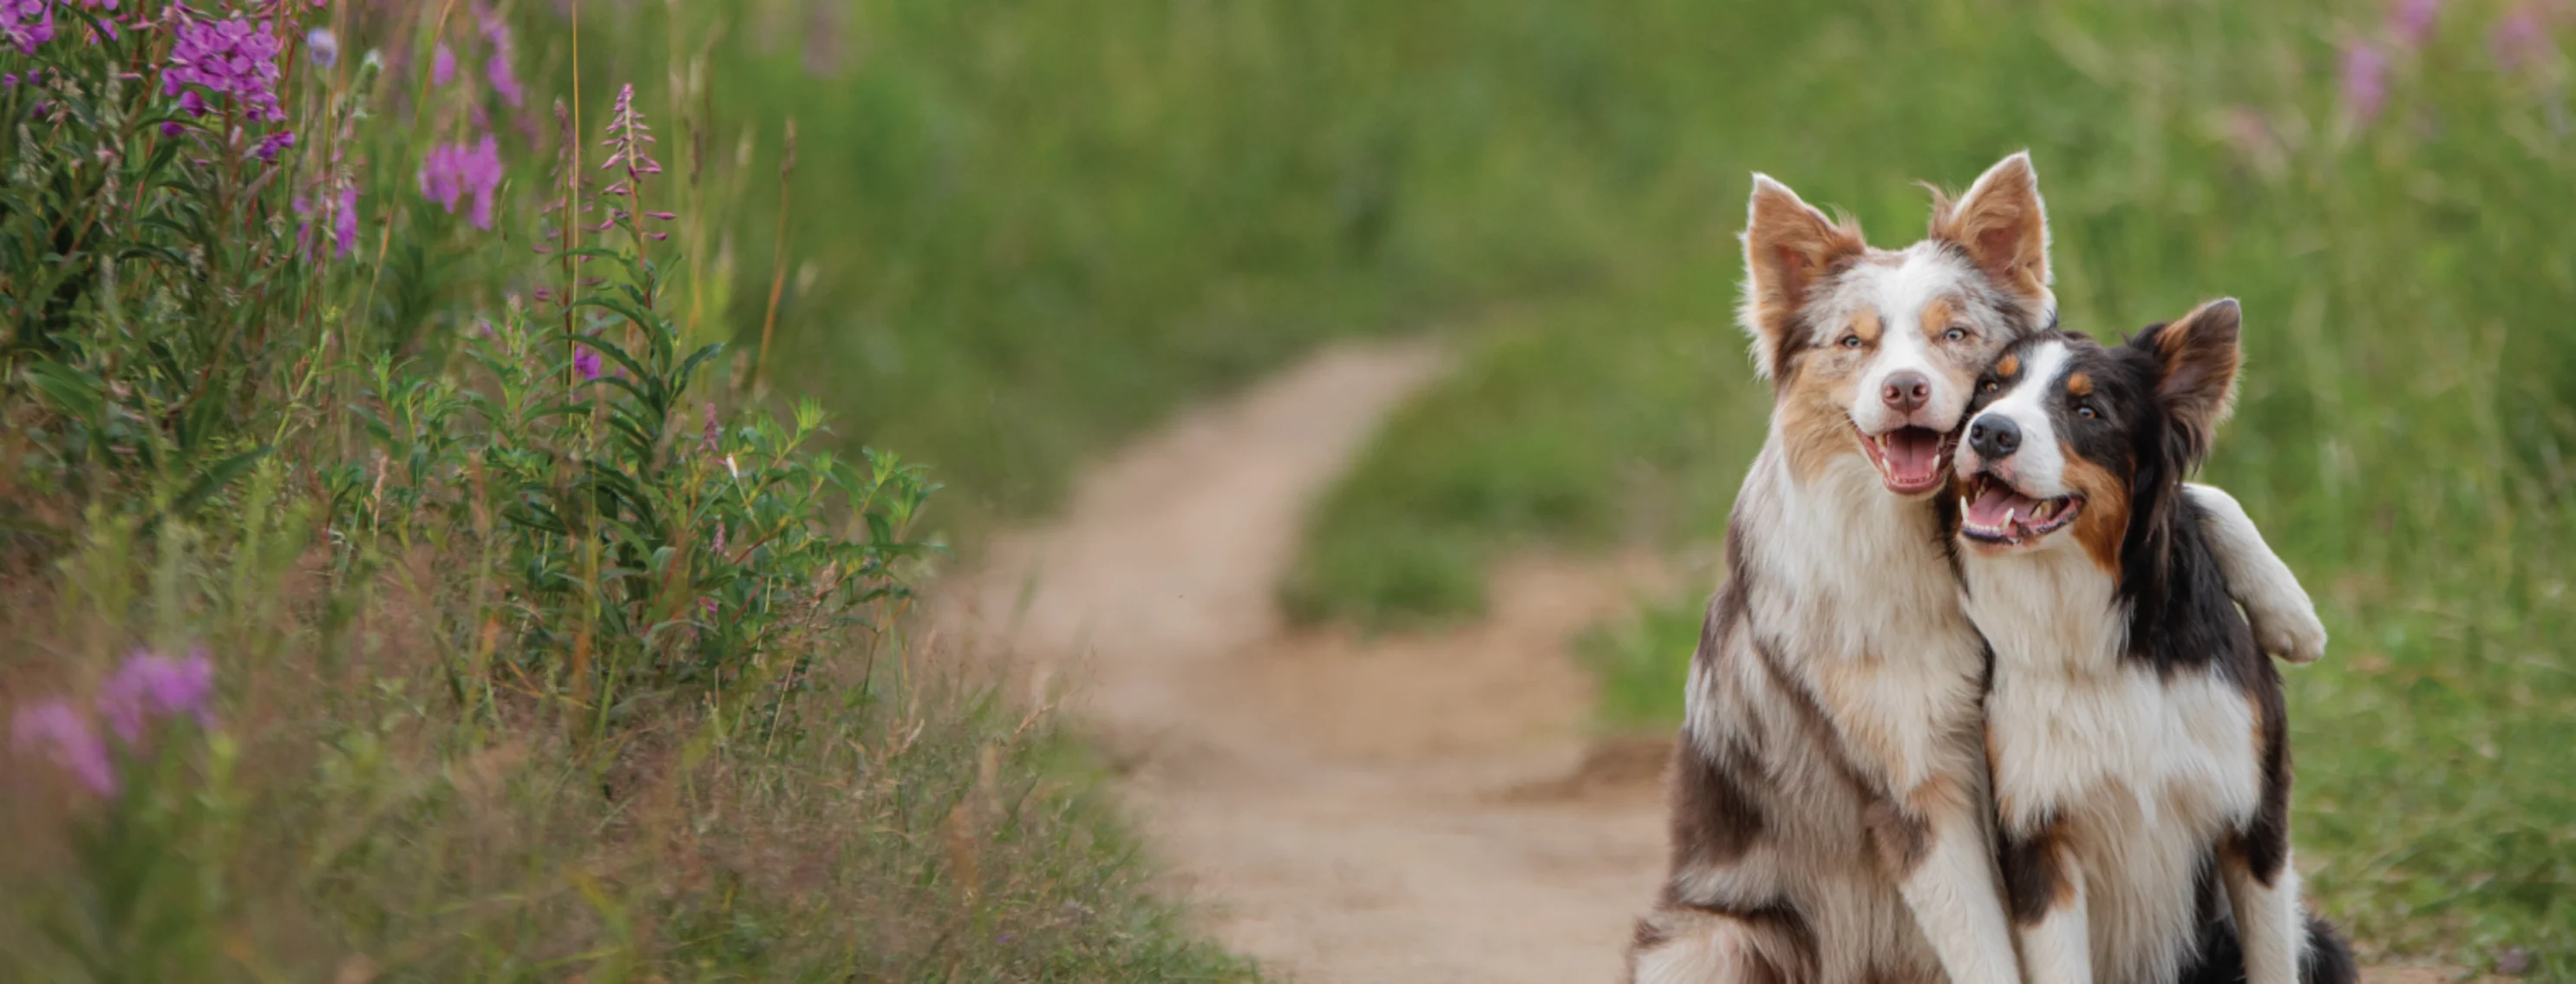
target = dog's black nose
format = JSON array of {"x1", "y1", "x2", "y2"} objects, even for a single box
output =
[
  {"x1": 1881, "y1": 371, "x2": 1931, "y2": 413},
  {"x1": 1968, "y1": 415, "x2": 2021, "y2": 460}
]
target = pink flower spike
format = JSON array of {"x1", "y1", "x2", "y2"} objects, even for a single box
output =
[
  {"x1": 13, "y1": 699, "x2": 117, "y2": 796},
  {"x1": 432, "y1": 43, "x2": 455, "y2": 86},
  {"x1": 2340, "y1": 42, "x2": 2389, "y2": 123},
  {"x1": 574, "y1": 345, "x2": 602, "y2": 381},
  {"x1": 333, "y1": 186, "x2": 359, "y2": 259},
  {"x1": 97, "y1": 646, "x2": 218, "y2": 745},
  {"x1": 2388, "y1": 0, "x2": 2441, "y2": 49},
  {"x1": 2491, "y1": 6, "x2": 2549, "y2": 72}
]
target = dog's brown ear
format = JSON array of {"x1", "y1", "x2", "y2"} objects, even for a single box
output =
[
  {"x1": 2135, "y1": 298, "x2": 2243, "y2": 462},
  {"x1": 1929, "y1": 151, "x2": 2053, "y2": 324},
  {"x1": 1740, "y1": 174, "x2": 1865, "y2": 381}
]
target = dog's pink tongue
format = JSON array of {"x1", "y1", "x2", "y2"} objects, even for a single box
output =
[
  {"x1": 1965, "y1": 481, "x2": 2040, "y2": 528},
  {"x1": 1883, "y1": 430, "x2": 1943, "y2": 484}
]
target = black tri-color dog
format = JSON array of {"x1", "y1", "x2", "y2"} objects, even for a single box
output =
[{"x1": 1951, "y1": 299, "x2": 2356, "y2": 984}]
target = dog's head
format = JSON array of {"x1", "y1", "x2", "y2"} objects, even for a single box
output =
[
  {"x1": 1739, "y1": 152, "x2": 2056, "y2": 498},
  {"x1": 1952, "y1": 298, "x2": 2244, "y2": 567}
]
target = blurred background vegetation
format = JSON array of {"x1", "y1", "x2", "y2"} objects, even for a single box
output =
[
  {"x1": 701, "y1": 0, "x2": 2574, "y2": 969},
  {"x1": 5, "y1": 0, "x2": 2569, "y2": 975}
]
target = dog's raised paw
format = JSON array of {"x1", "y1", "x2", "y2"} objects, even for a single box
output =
[{"x1": 2250, "y1": 608, "x2": 2327, "y2": 665}]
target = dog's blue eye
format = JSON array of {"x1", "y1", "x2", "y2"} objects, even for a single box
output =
[
  {"x1": 1839, "y1": 335, "x2": 1864, "y2": 349},
  {"x1": 2076, "y1": 405, "x2": 2098, "y2": 419},
  {"x1": 1944, "y1": 327, "x2": 1969, "y2": 342}
]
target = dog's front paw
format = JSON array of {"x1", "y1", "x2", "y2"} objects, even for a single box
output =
[{"x1": 2248, "y1": 605, "x2": 2327, "y2": 665}]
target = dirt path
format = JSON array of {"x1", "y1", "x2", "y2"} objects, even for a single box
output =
[
  {"x1": 938, "y1": 340, "x2": 1674, "y2": 983},
  {"x1": 936, "y1": 339, "x2": 2451, "y2": 984}
]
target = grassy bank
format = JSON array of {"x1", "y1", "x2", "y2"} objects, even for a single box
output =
[
  {"x1": 1289, "y1": 0, "x2": 2576, "y2": 974},
  {"x1": 0, "y1": 0, "x2": 1252, "y2": 977}
]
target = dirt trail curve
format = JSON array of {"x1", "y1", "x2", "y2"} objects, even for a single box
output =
[
  {"x1": 932, "y1": 339, "x2": 2455, "y2": 984},
  {"x1": 936, "y1": 340, "x2": 1674, "y2": 983}
]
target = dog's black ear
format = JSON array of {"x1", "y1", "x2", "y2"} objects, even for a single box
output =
[
  {"x1": 1740, "y1": 174, "x2": 1865, "y2": 381},
  {"x1": 1929, "y1": 152, "x2": 2053, "y2": 325},
  {"x1": 2133, "y1": 298, "x2": 2243, "y2": 464}
]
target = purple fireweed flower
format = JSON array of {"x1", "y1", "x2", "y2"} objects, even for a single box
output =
[
  {"x1": 596, "y1": 84, "x2": 672, "y2": 239},
  {"x1": 3, "y1": 0, "x2": 56, "y2": 55},
  {"x1": 166, "y1": 15, "x2": 288, "y2": 123},
  {"x1": 12, "y1": 699, "x2": 116, "y2": 796},
  {"x1": 306, "y1": 27, "x2": 337, "y2": 68},
  {"x1": 333, "y1": 185, "x2": 359, "y2": 257},
  {"x1": 419, "y1": 134, "x2": 503, "y2": 229},
  {"x1": 96, "y1": 646, "x2": 217, "y2": 745},
  {"x1": 2341, "y1": 41, "x2": 2390, "y2": 123},
  {"x1": 573, "y1": 344, "x2": 602, "y2": 381},
  {"x1": 178, "y1": 89, "x2": 207, "y2": 117},
  {"x1": 2389, "y1": 0, "x2": 2442, "y2": 49},
  {"x1": 431, "y1": 42, "x2": 454, "y2": 86},
  {"x1": 478, "y1": 7, "x2": 523, "y2": 108},
  {"x1": 297, "y1": 177, "x2": 358, "y2": 259},
  {"x1": 254, "y1": 129, "x2": 293, "y2": 162},
  {"x1": 484, "y1": 51, "x2": 523, "y2": 108},
  {"x1": 702, "y1": 403, "x2": 721, "y2": 451},
  {"x1": 2491, "y1": 6, "x2": 2550, "y2": 72},
  {"x1": 600, "y1": 83, "x2": 663, "y2": 180}
]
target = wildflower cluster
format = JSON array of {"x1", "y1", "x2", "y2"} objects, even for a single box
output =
[
  {"x1": 166, "y1": 14, "x2": 288, "y2": 123},
  {"x1": 420, "y1": 134, "x2": 503, "y2": 228},
  {"x1": 10, "y1": 648, "x2": 217, "y2": 797},
  {"x1": 2, "y1": 0, "x2": 53, "y2": 55},
  {"x1": 2342, "y1": 0, "x2": 2566, "y2": 125}
]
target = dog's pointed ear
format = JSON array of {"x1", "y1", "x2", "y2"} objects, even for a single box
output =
[
  {"x1": 1740, "y1": 174, "x2": 1865, "y2": 381},
  {"x1": 1929, "y1": 151, "x2": 2053, "y2": 324},
  {"x1": 2134, "y1": 298, "x2": 2243, "y2": 463}
]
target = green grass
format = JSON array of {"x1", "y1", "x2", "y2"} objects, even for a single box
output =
[
  {"x1": 1, "y1": 521, "x2": 1258, "y2": 980},
  {"x1": 618, "y1": 0, "x2": 1823, "y2": 528},
  {"x1": 1286, "y1": 0, "x2": 2576, "y2": 974},
  {"x1": 1, "y1": 0, "x2": 1268, "y2": 975}
]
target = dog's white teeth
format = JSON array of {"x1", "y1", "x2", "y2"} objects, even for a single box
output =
[
  {"x1": 2004, "y1": 508, "x2": 2017, "y2": 528},
  {"x1": 1959, "y1": 495, "x2": 1970, "y2": 515}
]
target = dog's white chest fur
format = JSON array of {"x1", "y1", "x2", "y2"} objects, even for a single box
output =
[
  {"x1": 1736, "y1": 449, "x2": 1990, "y2": 787},
  {"x1": 1964, "y1": 547, "x2": 2265, "y2": 984}
]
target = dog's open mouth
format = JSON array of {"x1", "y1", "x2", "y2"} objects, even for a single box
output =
[
  {"x1": 1959, "y1": 472, "x2": 2083, "y2": 546},
  {"x1": 1854, "y1": 424, "x2": 1957, "y2": 496}
]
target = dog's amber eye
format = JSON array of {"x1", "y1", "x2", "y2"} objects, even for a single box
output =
[
  {"x1": 1839, "y1": 335, "x2": 1864, "y2": 350},
  {"x1": 1944, "y1": 327, "x2": 1969, "y2": 342},
  {"x1": 1981, "y1": 380, "x2": 2000, "y2": 393}
]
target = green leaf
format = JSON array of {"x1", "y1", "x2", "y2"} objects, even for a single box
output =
[{"x1": 163, "y1": 445, "x2": 275, "y2": 524}]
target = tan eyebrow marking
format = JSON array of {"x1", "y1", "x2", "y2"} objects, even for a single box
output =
[
  {"x1": 2067, "y1": 372, "x2": 2093, "y2": 396},
  {"x1": 1920, "y1": 296, "x2": 1958, "y2": 338},
  {"x1": 1997, "y1": 353, "x2": 2020, "y2": 377},
  {"x1": 1850, "y1": 309, "x2": 1882, "y2": 343}
]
